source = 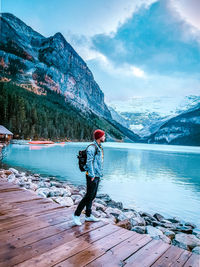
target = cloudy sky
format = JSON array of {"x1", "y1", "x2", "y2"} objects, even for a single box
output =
[{"x1": 2, "y1": 0, "x2": 200, "y2": 106}]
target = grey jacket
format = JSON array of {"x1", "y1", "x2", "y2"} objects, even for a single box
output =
[{"x1": 84, "y1": 140, "x2": 104, "y2": 178}]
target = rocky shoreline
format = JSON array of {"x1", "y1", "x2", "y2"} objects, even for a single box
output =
[{"x1": 0, "y1": 167, "x2": 200, "y2": 255}]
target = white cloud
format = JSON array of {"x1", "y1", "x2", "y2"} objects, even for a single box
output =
[
  {"x1": 168, "y1": 0, "x2": 200, "y2": 42},
  {"x1": 91, "y1": 53, "x2": 147, "y2": 79},
  {"x1": 58, "y1": 0, "x2": 157, "y2": 80},
  {"x1": 69, "y1": 0, "x2": 158, "y2": 37},
  {"x1": 131, "y1": 66, "x2": 146, "y2": 78},
  {"x1": 65, "y1": 32, "x2": 146, "y2": 79}
]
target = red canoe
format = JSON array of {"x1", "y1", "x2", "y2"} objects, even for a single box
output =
[{"x1": 28, "y1": 141, "x2": 55, "y2": 144}]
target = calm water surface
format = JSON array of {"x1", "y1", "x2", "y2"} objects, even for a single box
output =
[{"x1": 2, "y1": 142, "x2": 200, "y2": 228}]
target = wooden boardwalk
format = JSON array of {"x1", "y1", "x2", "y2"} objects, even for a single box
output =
[{"x1": 0, "y1": 179, "x2": 199, "y2": 267}]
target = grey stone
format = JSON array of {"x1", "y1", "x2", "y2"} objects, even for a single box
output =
[
  {"x1": 130, "y1": 216, "x2": 146, "y2": 227},
  {"x1": 71, "y1": 194, "x2": 82, "y2": 204},
  {"x1": 159, "y1": 235, "x2": 171, "y2": 244},
  {"x1": 38, "y1": 181, "x2": 51, "y2": 188},
  {"x1": 146, "y1": 225, "x2": 163, "y2": 239},
  {"x1": 117, "y1": 213, "x2": 129, "y2": 222},
  {"x1": 153, "y1": 213, "x2": 165, "y2": 222},
  {"x1": 185, "y1": 222, "x2": 197, "y2": 229},
  {"x1": 36, "y1": 188, "x2": 50, "y2": 197},
  {"x1": 175, "y1": 226, "x2": 193, "y2": 234},
  {"x1": 192, "y1": 246, "x2": 200, "y2": 255},
  {"x1": 173, "y1": 233, "x2": 200, "y2": 250},
  {"x1": 107, "y1": 200, "x2": 123, "y2": 210},
  {"x1": 93, "y1": 202, "x2": 107, "y2": 212},
  {"x1": 9, "y1": 168, "x2": 19, "y2": 174},
  {"x1": 131, "y1": 226, "x2": 146, "y2": 234},
  {"x1": 105, "y1": 207, "x2": 122, "y2": 219},
  {"x1": 95, "y1": 199, "x2": 107, "y2": 206},
  {"x1": 167, "y1": 217, "x2": 180, "y2": 224},
  {"x1": 53, "y1": 197, "x2": 74, "y2": 207},
  {"x1": 156, "y1": 226, "x2": 168, "y2": 233},
  {"x1": 123, "y1": 210, "x2": 140, "y2": 219},
  {"x1": 7, "y1": 173, "x2": 16, "y2": 182},
  {"x1": 96, "y1": 193, "x2": 112, "y2": 202},
  {"x1": 164, "y1": 230, "x2": 175, "y2": 240},
  {"x1": 193, "y1": 229, "x2": 200, "y2": 236},
  {"x1": 152, "y1": 221, "x2": 163, "y2": 227},
  {"x1": 50, "y1": 181, "x2": 63, "y2": 188},
  {"x1": 29, "y1": 183, "x2": 38, "y2": 191}
]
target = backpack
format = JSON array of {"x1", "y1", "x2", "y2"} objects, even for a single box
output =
[{"x1": 77, "y1": 144, "x2": 98, "y2": 172}]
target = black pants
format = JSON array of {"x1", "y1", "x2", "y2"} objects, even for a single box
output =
[{"x1": 74, "y1": 174, "x2": 100, "y2": 217}]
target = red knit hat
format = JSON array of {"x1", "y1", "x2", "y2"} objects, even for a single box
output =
[{"x1": 93, "y1": 129, "x2": 105, "y2": 140}]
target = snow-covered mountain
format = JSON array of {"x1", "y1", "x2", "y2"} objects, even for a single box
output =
[
  {"x1": 147, "y1": 102, "x2": 200, "y2": 146},
  {"x1": 107, "y1": 95, "x2": 200, "y2": 137}
]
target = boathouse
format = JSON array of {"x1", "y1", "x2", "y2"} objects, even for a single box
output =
[{"x1": 0, "y1": 125, "x2": 13, "y2": 141}]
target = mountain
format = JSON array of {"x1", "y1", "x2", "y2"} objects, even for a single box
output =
[
  {"x1": 108, "y1": 96, "x2": 200, "y2": 138},
  {"x1": 146, "y1": 103, "x2": 200, "y2": 146},
  {"x1": 0, "y1": 13, "x2": 140, "y2": 142},
  {"x1": 0, "y1": 13, "x2": 111, "y2": 118},
  {"x1": 108, "y1": 106, "x2": 130, "y2": 129}
]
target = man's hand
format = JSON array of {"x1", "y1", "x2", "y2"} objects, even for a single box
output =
[{"x1": 91, "y1": 177, "x2": 95, "y2": 181}]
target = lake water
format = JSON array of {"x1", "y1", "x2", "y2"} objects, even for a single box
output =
[{"x1": 2, "y1": 142, "x2": 200, "y2": 228}]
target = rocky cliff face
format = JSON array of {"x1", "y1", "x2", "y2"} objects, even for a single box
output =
[
  {"x1": 108, "y1": 106, "x2": 130, "y2": 129},
  {"x1": 147, "y1": 104, "x2": 200, "y2": 146},
  {"x1": 0, "y1": 13, "x2": 111, "y2": 119}
]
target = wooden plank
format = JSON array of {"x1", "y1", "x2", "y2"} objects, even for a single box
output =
[
  {"x1": 13, "y1": 225, "x2": 132, "y2": 267},
  {"x1": 0, "y1": 200, "x2": 53, "y2": 221},
  {"x1": 0, "y1": 192, "x2": 39, "y2": 201},
  {"x1": 53, "y1": 244, "x2": 106, "y2": 267},
  {"x1": 85, "y1": 249, "x2": 125, "y2": 267},
  {"x1": 0, "y1": 217, "x2": 74, "y2": 252},
  {"x1": 0, "y1": 214, "x2": 27, "y2": 223},
  {"x1": 0, "y1": 189, "x2": 31, "y2": 196},
  {"x1": 86, "y1": 233, "x2": 152, "y2": 267},
  {"x1": 0, "y1": 204, "x2": 66, "y2": 231},
  {"x1": 79, "y1": 223, "x2": 122, "y2": 243},
  {"x1": 0, "y1": 208, "x2": 79, "y2": 249},
  {"x1": 7, "y1": 198, "x2": 52, "y2": 208},
  {"x1": 0, "y1": 221, "x2": 108, "y2": 266},
  {"x1": 0, "y1": 189, "x2": 40, "y2": 199},
  {"x1": 15, "y1": 202, "x2": 61, "y2": 214},
  {"x1": 183, "y1": 253, "x2": 200, "y2": 267},
  {"x1": 53, "y1": 228, "x2": 137, "y2": 267},
  {"x1": 34, "y1": 205, "x2": 75, "y2": 217},
  {"x1": 151, "y1": 245, "x2": 187, "y2": 267},
  {"x1": 0, "y1": 187, "x2": 22, "y2": 192},
  {"x1": 0, "y1": 198, "x2": 45, "y2": 209},
  {"x1": 0, "y1": 199, "x2": 53, "y2": 220},
  {"x1": 123, "y1": 239, "x2": 171, "y2": 267},
  {"x1": 170, "y1": 249, "x2": 192, "y2": 267},
  {"x1": 15, "y1": 237, "x2": 92, "y2": 267},
  {"x1": 0, "y1": 208, "x2": 75, "y2": 241},
  {"x1": 0, "y1": 219, "x2": 75, "y2": 254},
  {"x1": 0, "y1": 183, "x2": 20, "y2": 189},
  {"x1": 89, "y1": 227, "x2": 137, "y2": 251},
  {"x1": 0, "y1": 194, "x2": 41, "y2": 203}
]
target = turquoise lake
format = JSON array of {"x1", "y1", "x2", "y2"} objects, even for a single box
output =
[{"x1": 2, "y1": 142, "x2": 200, "y2": 228}]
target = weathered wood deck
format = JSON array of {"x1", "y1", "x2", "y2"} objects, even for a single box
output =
[{"x1": 0, "y1": 179, "x2": 199, "y2": 267}]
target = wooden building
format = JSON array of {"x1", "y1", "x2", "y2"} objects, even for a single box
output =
[{"x1": 0, "y1": 125, "x2": 13, "y2": 141}]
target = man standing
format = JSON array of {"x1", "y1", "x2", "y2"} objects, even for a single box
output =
[{"x1": 72, "y1": 129, "x2": 105, "y2": 226}]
